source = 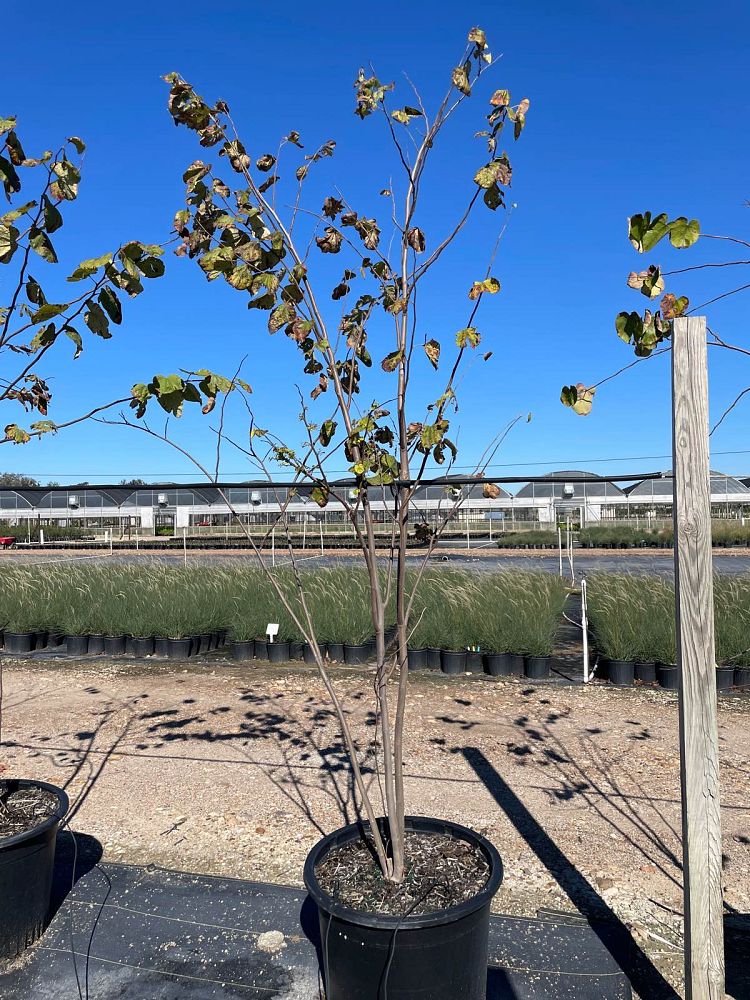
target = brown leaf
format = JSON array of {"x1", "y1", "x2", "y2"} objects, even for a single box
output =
[
  {"x1": 407, "y1": 227, "x2": 425, "y2": 253},
  {"x1": 423, "y1": 339, "x2": 440, "y2": 369}
]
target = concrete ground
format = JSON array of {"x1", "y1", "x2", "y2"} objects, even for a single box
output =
[{"x1": 2, "y1": 657, "x2": 749, "y2": 998}]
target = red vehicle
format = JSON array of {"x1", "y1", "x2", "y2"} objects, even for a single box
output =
[{"x1": 0, "y1": 536, "x2": 16, "y2": 549}]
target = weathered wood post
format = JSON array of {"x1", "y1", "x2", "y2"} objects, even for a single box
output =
[{"x1": 671, "y1": 315, "x2": 725, "y2": 1000}]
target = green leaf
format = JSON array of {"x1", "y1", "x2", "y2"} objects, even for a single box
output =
[
  {"x1": 0, "y1": 117, "x2": 17, "y2": 137},
  {"x1": 99, "y1": 285, "x2": 122, "y2": 324},
  {"x1": 84, "y1": 300, "x2": 111, "y2": 338},
  {"x1": 137, "y1": 256, "x2": 165, "y2": 278},
  {"x1": 615, "y1": 310, "x2": 643, "y2": 344},
  {"x1": 0, "y1": 155, "x2": 21, "y2": 199},
  {"x1": 474, "y1": 155, "x2": 512, "y2": 190},
  {"x1": 0, "y1": 222, "x2": 19, "y2": 263},
  {"x1": 30, "y1": 420, "x2": 57, "y2": 435},
  {"x1": 31, "y1": 303, "x2": 67, "y2": 323},
  {"x1": 627, "y1": 212, "x2": 670, "y2": 253},
  {"x1": 1, "y1": 200, "x2": 36, "y2": 223},
  {"x1": 668, "y1": 217, "x2": 700, "y2": 249},
  {"x1": 468, "y1": 277, "x2": 500, "y2": 299},
  {"x1": 560, "y1": 383, "x2": 596, "y2": 416},
  {"x1": 68, "y1": 251, "x2": 112, "y2": 281},
  {"x1": 50, "y1": 158, "x2": 80, "y2": 200},
  {"x1": 483, "y1": 184, "x2": 503, "y2": 211},
  {"x1": 391, "y1": 106, "x2": 422, "y2": 125},
  {"x1": 67, "y1": 136, "x2": 86, "y2": 154},
  {"x1": 42, "y1": 194, "x2": 63, "y2": 233},
  {"x1": 452, "y1": 64, "x2": 471, "y2": 96},
  {"x1": 64, "y1": 325, "x2": 83, "y2": 358},
  {"x1": 4, "y1": 423, "x2": 30, "y2": 444},
  {"x1": 319, "y1": 420, "x2": 337, "y2": 447},
  {"x1": 25, "y1": 275, "x2": 45, "y2": 304},
  {"x1": 456, "y1": 326, "x2": 481, "y2": 348},
  {"x1": 268, "y1": 301, "x2": 296, "y2": 333},
  {"x1": 311, "y1": 485, "x2": 329, "y2": 508},
  {"x1": 29, "y1": 322, "x2": 58, "y2": 351},
  {"x1": 29, "y1": 227, "x2": 57, "y2": 263}
]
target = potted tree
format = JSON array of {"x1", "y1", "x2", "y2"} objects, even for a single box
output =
[
  {"x1": 116, "y1": 29, "x2": 529, "y2": 998},
  {"x1": 0, "y1": 116, "x2": 167, "y2": 958}
]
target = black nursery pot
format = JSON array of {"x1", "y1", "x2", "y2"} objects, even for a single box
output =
[
  {"x1": 657, "y1": 663, "x2": 679, "y2": 690},
  {"x1": 426, "y1": 647, "x2": 442, "y2": 671},
  {"x1": 230, "y1": 640, "x2": 254, "y2": 661},
  {"x1": 304, "y1": 815, "x2": 503, "y2": 1000},
  {"x1": 0, "y1": 779, "x2": 69, "y2": 960},
  {"x1": 483, "y1": 652, "x2": 511, "y2": 677},
  {"x1": 125, "y1": 635, "x2": 136, "y2": 655},
  {"x1": 34, "y1": 630, "x2": 49, "y2": 650},
  {"x1": 199, "y1": 632, "x2": 213, "y2": 653},
  {"x1": 407, "y1": 647, "x2": 427, "y2": 670},
  {"x1": 169, "y1": 637, "x2": 193, "y2": 659},
  {"x1": 524, "y1": 655, "x2": 551, "y2": 679},
  {"x1": 327, "y1": 642, "x2": 345, "y2": 663},
  {"x1": 303, "y1": 642, "x2": 324, "y2": 664},
  {"x1": 608, "y1": 659, "x2": 635, "y2": 687},
  {"x1": 290, "y1": 640, "x2": 305, "y2": 661},
  {"x1": 716, "y1": 666, "x2": 735, "y2": 691},
  {"x1": 103, "y1": 635, "x2": 126, "y2": 656},
  {"x1": 465, "y1": 651, "x2": 483, "y2": 674},
  {"x1": 3, "y1": 632, "x2": 34, "y2": 655},
  {"x1": 154, "y1": 637, "x2": 170, "y2": 657},
  {"x1": 46, "y1": 630, "x2": 65, "y2": 649},
  {"x1": 87, "y1": 634, "x2": 105, "y2": 655},
  {"x1": 133, "y1": 636, "x2": 154, "y2": 657},
  {"x1": 634, "y1": 661, "x2": 657, "y2": 683},
  {"x1": 268, "y1": 640, "x2": 291, "y2": 664},
  {"x1": 734, "y1": 666, "x2": 750, "y2": 689},
  {"x1": 254, "y1": 639, "x2": 269, "y2": 660},
  {"x1": 344, "y1": 643, "x2": 369, "y2": 665},
  {"x1": 441, "y1": 649, "x2": 467, "y2": 675},
  {"x1": 65, "y1": 634, "x2": 89, "y2": 656}
]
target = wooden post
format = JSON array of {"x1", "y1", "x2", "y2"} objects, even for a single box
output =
[{"x1": 671, "y1": 315, "x2": 725, "y2": 1000}]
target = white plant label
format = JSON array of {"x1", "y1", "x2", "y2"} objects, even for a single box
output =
[{"x1": 266, "y1": 623, "x2": 279, "y2": 642}]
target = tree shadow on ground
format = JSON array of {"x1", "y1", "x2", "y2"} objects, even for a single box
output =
[{"x1": 462, "y1": 746, "x2": 680, "y2": 1000}]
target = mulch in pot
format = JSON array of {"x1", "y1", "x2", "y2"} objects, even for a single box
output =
[
  {"x1": 0, "y1": 783, "x2": 58, "y2": 840},
  {"x1": 314, "y1": 829, "x2": 489, "y2": 918}
]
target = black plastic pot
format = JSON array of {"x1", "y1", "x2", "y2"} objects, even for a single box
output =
[
  {"x1": 524, "y1": 655, "x2": 550, "y2": 679},
  {"x1": 268, "y1": 641, "x2": 291, "y2": 664},
  {"x1": 169, "y1": 637, "x2": 193, "y2": 659},
  {"x1": 199, "y1": 632, "x2": 212, "y2": 654},
  {"x1": 290, "y1": 640, "x2": 305, "y2": 660},
  {"x1": 303, "y1": 642, "x2": 324, "y2": 665},
  {"x1": 441, "y1": 650, "x2": 467, "y2": 675},
  {"x1": 65, "y1": 634, "x2": 89, "y2": 656},
  {"x1": 426, "y1": 647, "x2": 442, "y2": 671},
  {"x1": 608, "y1": 659, "x2": 635, "y2": 687},
  {"x1": 506, "y1": 653, "x2": 525, "y2": 677},
  {"x1": 125, "y1": 635, "x2": 136, "y2": 655},
  {"x1": 230, "y1": 640, "x2": 254, "y2": 661},
  {"x1": 407, "y1": 648, "x2": 427, "y2": 670},
  {"x1": 47, "y1": 630, "x2": 64, "y2": 649},
  {"x1": 0, "y1": 779, "x2": 69, "y2": 960},
  {"x1": 716, "y1": 666, "x2": 735, "y2": 691},
  {"x1": 734, "y1": 666, "x2": 750, "y2": 688},
  {"x1": 154, "y1": 637, "x2": 170, "y2": 657},
  {"x1": 254, "y1": 639, "x2": 269, "y2": 660},
  {"x1": 87, "y1": 634, "x2": 105, "y2": 655},
  {"x1": 3, "y1": 632, "x2": 34, "y2": 655},
  {"x1": 635, "y1": 661, "x2": 657, "y2": 683},
  {"x1": 304, "y1": 815, "x2": 503, "y2": 1000},
  {"x1": 657, "y1": 663, "x2": 679, "y2": 690},
  {"x1": 103, "y1": 635, "x2": 126, "y2": 656},
  {"x1": 327, "y1": 642, "x2": 345, "y2": 663},
  {"x1": 344, "y1": 643, "x2": 369, "y2": 665},
  {"x1": 465, "y1": 651, "x2": 483, "y2": 674},
  {"x1": 132, "y1": 636, "x2": 154, "y2": 657},
  {"x1": 34, "y1": 630, "x2": 49, "y2": 650},
  {"x1": 483, "y1": 652, "x2": 511, "y2": 677}
]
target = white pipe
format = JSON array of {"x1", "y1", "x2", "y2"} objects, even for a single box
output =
[{"x1": 581, "y1": 577, "x2": 589, "y2": 683}]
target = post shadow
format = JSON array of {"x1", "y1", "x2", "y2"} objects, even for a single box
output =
[{"x1": 462, "y1": 747, "x2": 680, "y2": 1000}]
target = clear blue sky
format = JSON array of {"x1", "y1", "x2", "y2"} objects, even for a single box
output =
[{"x1": 3, "y1": 0, "x2": 749, "y2": 484}]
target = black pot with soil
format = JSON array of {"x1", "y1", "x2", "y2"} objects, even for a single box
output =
[
  {"x1": 231, "y1": 640, "x2": 254, "y2": 661},
  {"x1": 0, "y1": 778, "x2": 69, "y2": 960},
  {"x1": 65, "y1": 634, "x2": 89, "y2": 656},
  {"x1": 304, "y1": 815, "x2": 503, "y2": 1000},
  {"x1": 165, "y1": 637, "x2": 191, "y2": 659},
  {"x1": 407, "y1": 648, "x2": 427, "y2": 670},
  {"x1": 441, "y1": 650, "x2": 466, "y2": 675},
  {"x1": 483, "y1": 652, "x2": 511, "y2": 677},
  {"x1": 426, "y1": 647, "x2": 442, "y2": 671},
  {"x1": 103, "y1": 634, "x2": 126, "y2": 656},
  {"x1": 524, "y1": 655, "x2": 550, "y2": 679},
  {"x1": 3, "y1": 632, "x2": 34, "y2": 655},
  {"x1": 87, "y1": 634, "x2": 105, "y2": 655},
  {"x1": 716, "y1": 666, "x2": 735, "y2": 691},
  {"x1": 268, "y1": 640, "x2": 291, "y2": 664},
  {"x1": 344, "y1": 643, "x2": 369, "y2": 665},
  {"x1": 327, "y1": 642, "x2": 345, "y2": 663},
  {"x1": 607, "y1": 659, "x2": 635, "y2": 687},
  {"x1": 465, "y1": 651, "x2": 483, "y2": 674},
  {"x1": 657, "y1": 663, "x2": 679, "y2": 690},
  {"x1": 635, "y1": 661, "x2": 657, "y2": 683}
]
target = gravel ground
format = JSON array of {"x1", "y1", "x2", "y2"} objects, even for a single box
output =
[{"x1": 2, "y1": 657, "x2": 749, "y2": 997}]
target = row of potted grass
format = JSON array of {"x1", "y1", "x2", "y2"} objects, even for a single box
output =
[
  {"x1": 586, "y1": 573, "x2": 750, "y2": 689},
  {"x1": 0, "y1": 562, "x2": 567, "y2": 677}
]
